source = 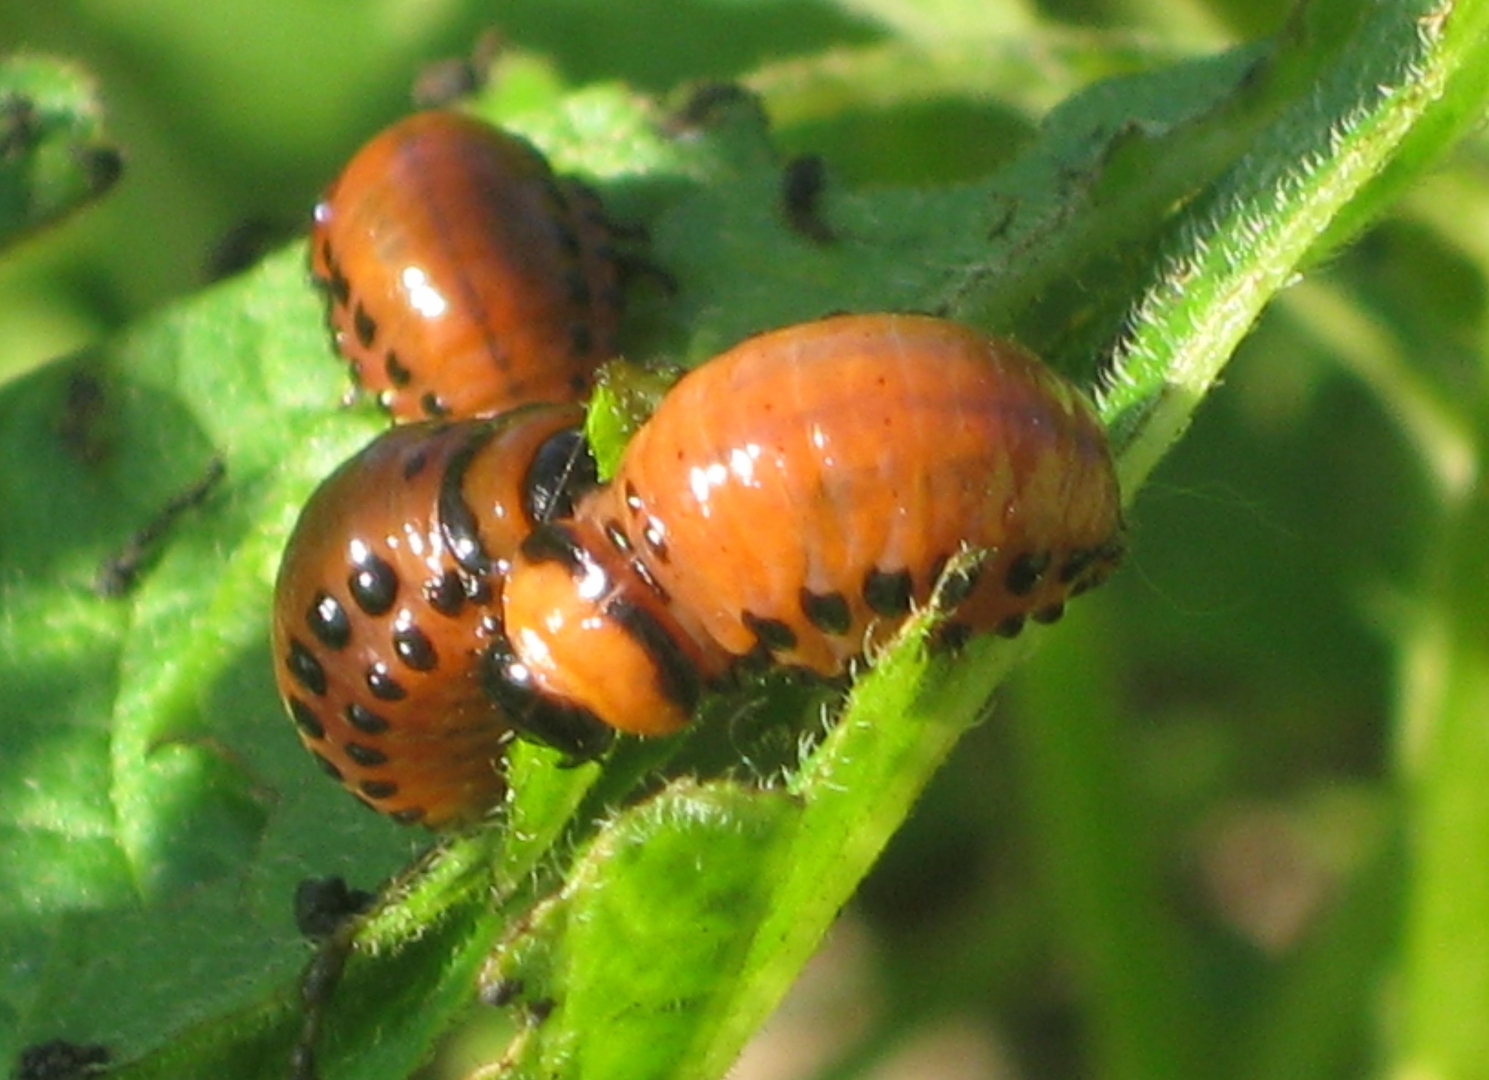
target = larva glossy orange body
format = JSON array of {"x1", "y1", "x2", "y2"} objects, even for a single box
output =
[
  {"x1": 500, "y1": 314, "x2": 1124, "y2": 738},
  {"x1": 271, "y1": 404, "x2": 594, "y2": 826},
  {"x1": 309, "y1": 110, "x2": 621, "y2": 422}
]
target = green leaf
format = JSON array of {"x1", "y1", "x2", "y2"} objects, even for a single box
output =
[
  {"x1": 0, "y1": 241, "x2": 416, "y2": 1069},
  {"x1": 486, "y1": 782, "x2": 806, "y2": 1079}
]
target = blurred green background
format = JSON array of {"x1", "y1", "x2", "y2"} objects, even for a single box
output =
[{"x1": 7, "y1": 0, "x2": 1482, "y2": 1077}]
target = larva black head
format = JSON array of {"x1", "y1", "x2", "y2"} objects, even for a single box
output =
[
  {"x1": 481, "y1": 635, "x2": 616, "y2": 762},
  {"x1": 523, "y1": 427, "x2": 599, "y2": 525}
]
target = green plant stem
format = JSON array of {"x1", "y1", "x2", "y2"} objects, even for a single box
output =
[
  {"x1": 696, "y1": 621, "x2": 1032, "y2": 1079},
  {"x1": 1105, "y1": 0, "x2": 1489, "y2": 489},
  {"x1": 1013, "y1": 608, "x2": 1202, "y2": 1080},
  {"x1": 1398, "y1": 474, "x2": 1489, "y2": 1079}
]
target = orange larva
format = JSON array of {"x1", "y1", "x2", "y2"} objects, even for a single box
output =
[
  {"x1": 494, "y1": 313, "x2": 1125, "y2": 741},
  {"x1": 309, "y1": 110, "x2": 622, "y2": 422},
  {"x1": 271, "y1": 404, "x2": 601, "y2": 826}
]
